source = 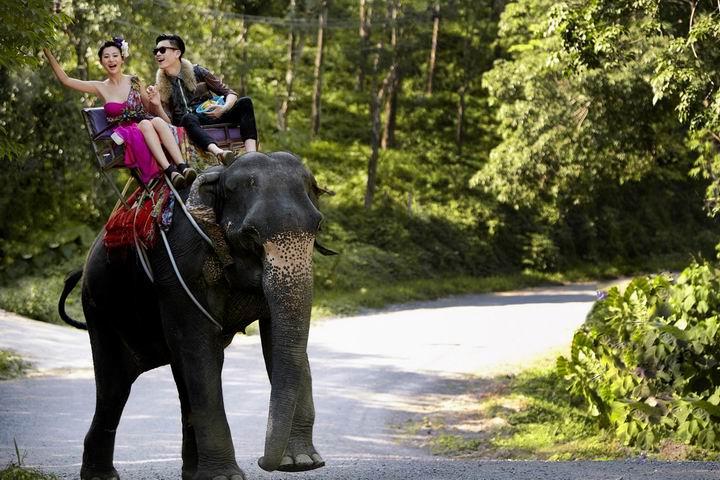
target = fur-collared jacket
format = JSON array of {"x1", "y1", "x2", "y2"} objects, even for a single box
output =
[{"x1": 155, "y1": 58, "x2": 237, "y2": 125}]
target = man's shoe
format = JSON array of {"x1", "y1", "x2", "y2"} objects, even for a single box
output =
[
  {"x1": 183, "y1": 166, "x2": 197, "y2": 186},
  {"x1": 170, "y1": 171, "x2": 186, "y2": 189},
  {"x1": 216, "y1": 150, "x2": 236, "y2": 166}
]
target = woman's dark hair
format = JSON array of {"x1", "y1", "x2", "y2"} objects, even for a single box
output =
[
  {"x1": 98, "y1": 37, "x2": 125, "y2": 59},
  {"x1": 155, "y1": 33, "x2": 185, "y2": 58}
]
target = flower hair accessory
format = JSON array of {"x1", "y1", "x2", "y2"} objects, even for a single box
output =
[{"x1": 113, "y1": 36, "x2": 130, "y2": 58}]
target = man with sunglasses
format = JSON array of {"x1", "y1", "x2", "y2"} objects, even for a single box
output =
[{"x1": 147, "y1": 33, "x2": 258, "y2": 163}]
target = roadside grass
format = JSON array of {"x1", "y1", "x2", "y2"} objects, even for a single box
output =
[
  {"x1": 398, "y1": 358, "x2": 719, "y2": 460},
  {"x1": 0, "y1": 257, "x2": 84, "y2": 326},
  {"x1": 0, "y1": 350, "x2": 30, "y2": 380},
  {"x1": 0, "y1": 440, "x2": 59, "y2": 480},
  {"x1": 312, "y1": 271, "x2": 553, "y2": 318},
  {"x1": 311, "y1": 252, "x2": 695, "y2": 318},
  {"x1": 0, "y1": 464, "x2": 58, "y2": 480}
]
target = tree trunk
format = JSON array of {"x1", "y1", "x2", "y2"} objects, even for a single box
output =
[
  {"x1": 237, "y1": 18, "x2": 249, "y2": 97},
  {"x1": 381, "y1": 74, "x2": 400, "y2": 149},
  {"x1": 311, "y1": 0, "x2": 328, "y2": 136},
  {"x1": 381, "y1": 0, "x2": 401, "y2": 150},
  {"x1": 455, "y1": 83, "x2": 466, "y2": 155},
  {"x1": 365, "y1": 81, "x2": 382, "y2": 210},
  {"x1": 277, "y1": 0, "x2": 305, "y2": 131},
  {"x1": 426, "y1": 2, "x2": 440, "y2": 95},
  {"x1": 357, "y1": 0, "x2": 370, "y2": 92},
  {"x1": 455, "y1": 31, "x2": 470, "y2": 155}
]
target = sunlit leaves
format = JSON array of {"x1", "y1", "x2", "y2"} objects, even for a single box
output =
[{"x1": 559, "y1": 264, "x2": 720, "y2": 449}]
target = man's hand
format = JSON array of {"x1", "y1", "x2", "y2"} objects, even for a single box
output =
[
  {"x1": 146, "y1": 85, "x2": 161, "y2": 106},
  {"x1": 204, "y1": 104, "x2": 225, "y2": 119}
]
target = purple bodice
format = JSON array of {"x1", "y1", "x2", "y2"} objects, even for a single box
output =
[
  {"x1": 104, "y1": 76, "x2": 150, "y2": 125},
  {"x1": 103, "y1": 101, "x2": 126, "y2": 118}
]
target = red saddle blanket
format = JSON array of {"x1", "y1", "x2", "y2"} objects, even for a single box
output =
[{"x1": 103, "y1": 181, "x2": 173, "y2": 250}]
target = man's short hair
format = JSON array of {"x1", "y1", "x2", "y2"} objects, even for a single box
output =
[{"x1": 156, "y1": 34, "x2": 185, "y2": 57}]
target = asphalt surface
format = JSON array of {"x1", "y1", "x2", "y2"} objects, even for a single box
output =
[{"x1": 1, "y1": 284, "x2": 719, "y2": 479}]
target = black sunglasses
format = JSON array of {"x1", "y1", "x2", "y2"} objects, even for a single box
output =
[{"x1": 153, "y1": 46, "x2": 179, "y2": 55}]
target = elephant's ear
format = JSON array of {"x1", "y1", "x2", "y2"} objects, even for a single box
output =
[
  {"x1": 187, "y1": 167, "x2": 224, "y2": 223},
  {"x1": 186, "y1": 168, "x2": 235, "y2": 267},
  {"x1": 311, "y1": 177, "x2": 335, "y2": 197},
  {"x1": 314, "y1": 240, "x2": 339, "y2": 256}
]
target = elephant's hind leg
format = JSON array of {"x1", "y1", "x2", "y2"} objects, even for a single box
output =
[{"x1": 81, "y1": 321, "x2": 137, "y2": 480}]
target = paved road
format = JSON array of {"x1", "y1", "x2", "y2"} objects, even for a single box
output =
[{"x1": 1, "y1": 284, "x2": 719, "y2": 479}]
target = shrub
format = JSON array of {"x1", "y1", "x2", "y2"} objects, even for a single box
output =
[
  {"x1": 0, "y1": 350, "x2": 30, "y2": 380},
  {"x1": 558, "y1": 262, "x2": 720, "y2": 449}
]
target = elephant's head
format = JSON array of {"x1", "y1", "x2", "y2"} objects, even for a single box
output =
[{"x1": 187, "y1": 151, "x2": 328, "y2": 471}]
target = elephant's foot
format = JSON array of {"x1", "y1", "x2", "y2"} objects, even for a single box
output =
[
  {"x1": 80, "y1": 465, "x2": 120, "y2": 480},
  {"x1": 191, "y1": 465, "x2": 245, "y2": 480},
  {"x1": 258, "y1": 441, "x2": 325, "y2": 472}
]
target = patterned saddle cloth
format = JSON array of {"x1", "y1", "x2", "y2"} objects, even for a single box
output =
[{"x1": 103, "y1": 180, "x2": 174, "y2": 250}]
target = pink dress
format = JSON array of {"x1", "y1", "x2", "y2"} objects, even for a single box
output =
[{"x1": 104, "y1": 76, "x2": 162, "y2": 185}]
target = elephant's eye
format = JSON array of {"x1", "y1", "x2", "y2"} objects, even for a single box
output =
[{"x1": 225, "y1": 174, "x2": 254, "y2": 192}]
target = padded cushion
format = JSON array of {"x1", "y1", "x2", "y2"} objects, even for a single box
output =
[
  {"x1": 82, "y1": 107, "x2": 114, "y2": 141},
  {"x1": 203, "y1": 124, "x2": 242, "y2": 143}
]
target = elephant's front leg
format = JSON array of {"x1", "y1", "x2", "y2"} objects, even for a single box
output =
[
  {"x1": 279, "y1": 356, "x2": 324, "y2": 472},
  {"x1": 259, "y1": 319, "x2": 324, "y2": 472},
  {"x1": 166, "y1": 323, "x2": 244, "y2": 480},
  {"x1": 170, "y1": 364, "x2": 199, "y2": 480}
]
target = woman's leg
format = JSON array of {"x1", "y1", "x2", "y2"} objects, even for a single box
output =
[
  {"x1": 150, "y1": 117, "x2": 185, "y2": 165},
  {"x1": 137, "y1": 120, "x2": 170, "y2": 169}
]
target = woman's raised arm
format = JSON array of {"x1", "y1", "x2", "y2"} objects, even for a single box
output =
[{"x1": 43, "y1": 48, "x2": 101, "y2": 96}]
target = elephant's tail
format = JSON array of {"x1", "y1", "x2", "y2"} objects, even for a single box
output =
[{"x1": 58, "y1": 269, "x2": 88, "y2": 330}]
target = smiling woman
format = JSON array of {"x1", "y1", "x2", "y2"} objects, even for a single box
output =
[{"x1": 42, "y1": 38, "x2": 196, "y2": 188}]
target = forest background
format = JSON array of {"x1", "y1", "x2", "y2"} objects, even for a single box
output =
[{"x1": 1, "y1": 0, "x2": 720, "y2": 322}]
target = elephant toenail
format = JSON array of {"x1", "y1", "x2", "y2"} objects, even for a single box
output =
[
  {"x1": 295, "y1": 453, "x2": 313, "y2": 466},
  {"x1": 311, "y1": 453, "x2": 324, "y2": 463},
  {"x1": 279, "y1": 456, "x2": 294, "y2": 468}
]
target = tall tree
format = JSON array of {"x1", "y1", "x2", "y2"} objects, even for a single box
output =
[
  {"x1": 277, "y1": 0, "x2": 305, "y2": 131},
  {"x1": 364, "y1": 1, "x2": 387, "y2": 209},
  {"x1": 425, "y1": 1, "x2": 440, "y2": 95},
  {"x1": 381, "y1": 0, "x2": 401, "y2": 149},
  {"x1": 357, "y1": 0, "x2": 370, "y2": 91},
  {"x1": 311, "y1": 0, "x2": 328, "y2": 136}
]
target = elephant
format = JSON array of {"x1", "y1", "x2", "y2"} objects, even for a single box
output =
[{"x1": 58, "y1": 151, "x2": 331, "y2": 480}]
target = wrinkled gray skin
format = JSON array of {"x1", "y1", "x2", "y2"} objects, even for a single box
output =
[{"x1": 62, "y1": 152, "x2": 327, "y2": 480}]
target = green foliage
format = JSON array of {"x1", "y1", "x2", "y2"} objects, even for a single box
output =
[
  {"x1": 0, "y1": 0, "x2": 718, "y2": 336},
  {"x1": 558, "y1": 262, "x2": 720, "y2": 450},
  {"x1": 554, "y1": 0, "x2": 720, "y2": 215},
  {"x1": 0, "y1": 439, "x2": 58, "y2": 480},
  {"x1": 0, "y1": 466, "x2": 58, "y2": 480},
  {"x1": 473, "y1": 0, "x2": 715, "y2": 270},
  {"x1": 0, "y1": 350, "x2": 30, "y2": 380},
  {"x1": 0, "y1": 1, "x2": 69, "y2": 70},
  {"x1": 0, "y1": 256, "x2": 85, "y2": 325}
]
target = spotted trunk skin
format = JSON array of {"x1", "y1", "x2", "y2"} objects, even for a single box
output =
[{"x1": 260, "y1": 231, "x2": 315, "y2": 471}]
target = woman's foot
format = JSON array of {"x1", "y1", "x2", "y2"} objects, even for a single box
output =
[
  {"x1": 165, "y1": 165, "x2": 186, "y2": 189},
  {"x1": 178, "y1": 163, "x2": 197, "y2": 185},
  {"x1": 170, "y1": 171, "x2": 186, "y2": 189}
]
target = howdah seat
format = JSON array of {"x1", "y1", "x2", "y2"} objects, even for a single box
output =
[{"x1": 81, "y1": 107, "x2": 245, "y2": 174}]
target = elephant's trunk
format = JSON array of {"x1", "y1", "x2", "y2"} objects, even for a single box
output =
[{"x1": 259, "y1": 231, "x2": 315, "y2": 471}]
